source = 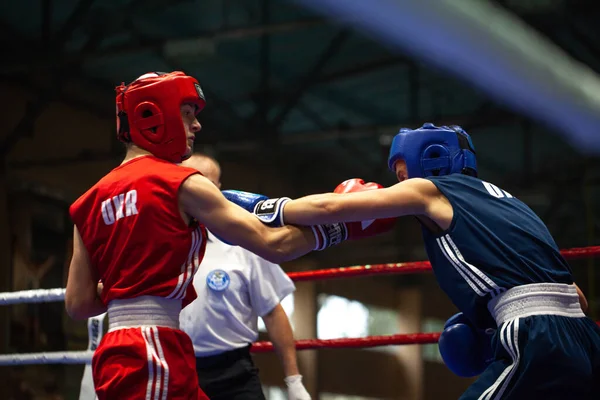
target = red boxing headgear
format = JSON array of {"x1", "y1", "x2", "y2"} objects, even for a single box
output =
[{"x1": 115, "y1": 71, "x2": 206, "y2": 162}]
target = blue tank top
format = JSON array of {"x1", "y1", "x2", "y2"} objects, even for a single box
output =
[{"x1": 422, "y1": 174, "x2": 573, "y2": 329}]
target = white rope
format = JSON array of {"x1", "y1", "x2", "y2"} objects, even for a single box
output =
[
  {"x1": 0, "y1": 314, "x2": 105, "y2": 366},
  {"x1": 0, "y1": 350, "x2": 93, "y2": 365},
  {"x1": 0, "y1": 289, "x2": 90, "y2": 366},
  {"x1": 0, "y1": 288, "x2": 65, "y2": 305}
]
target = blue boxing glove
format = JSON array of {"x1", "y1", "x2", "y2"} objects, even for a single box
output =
[
  {"x1": 222, "y1": 190, "x2": 291, "y2": 227},
  {"x1": 221, "y1": 190, "x2": 349, "y2": 252},
  {"x1": 438, "y1": 313, "x2": 494, "y2": 377},
  {"x1": 213, "y1": 190, "x2": 269, "y2": 245},
  {"x1": 221, "y1": 190, "x2": 268, "y2": 212}
]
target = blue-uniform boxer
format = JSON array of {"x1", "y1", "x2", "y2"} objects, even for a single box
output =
[
  {"x1": 221, "y1": 122, "x2": 600, "y2": 399},
  {"x1": 387, "y1": 123, "x2": 600, "y2": 399}
]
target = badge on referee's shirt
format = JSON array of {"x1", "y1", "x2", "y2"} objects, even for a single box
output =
[{"x1": 206, "y1": 269, "x2": 230, "y2": 291}]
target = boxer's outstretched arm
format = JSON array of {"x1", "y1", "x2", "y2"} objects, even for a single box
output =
[
  {"x1": 283, "y1": 178, "x2": 442, "y2": 226},
  {"x1": 65, "y1": 226, "x2": 107, "y2": 320},
  {"x1": 180, "y1": 174, "x2": 316, "y2": 263}
]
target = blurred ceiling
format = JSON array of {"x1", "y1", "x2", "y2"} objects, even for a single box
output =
[{"x1": 0, "y1": 0, "x2": 599, "y2": 248}]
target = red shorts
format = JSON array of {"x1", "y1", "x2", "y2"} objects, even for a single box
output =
[{"x1": 92, "y1": 326, "x2": 209, "y2": 400}]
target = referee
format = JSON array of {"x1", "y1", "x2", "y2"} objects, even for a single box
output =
[{"x1": 179, "y1": 154, "x2": 311, "y2": 400}]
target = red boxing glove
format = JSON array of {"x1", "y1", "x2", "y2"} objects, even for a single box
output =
[
  {"x1": 333, "y1": 178, "x2": 383, "y2": 194},
  {"x1": 310, "y1": 179, "x2": 397, "y2": 251},
  {"x1": 333, "y1": 178, "x2": 396, "y2": 240}
]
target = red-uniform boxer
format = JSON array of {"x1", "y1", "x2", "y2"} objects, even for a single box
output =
[
  {"x1": 65, "y1": 71, "x2": 394, "y2": 400},
  {"x1": 68, "y1": 72, "x2": 211, "y2": 400},
  {"x1": 70, "y1": 155, "x2": 208, "y2": 400}
]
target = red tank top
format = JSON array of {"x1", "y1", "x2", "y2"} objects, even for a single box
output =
[{"x1": 69, "y1": 155, "x2": 207, "y2": 306}]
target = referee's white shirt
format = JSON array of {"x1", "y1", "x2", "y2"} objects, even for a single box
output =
[{"x1": 180, "y1": 231, "x2": 296, "y2": 357}]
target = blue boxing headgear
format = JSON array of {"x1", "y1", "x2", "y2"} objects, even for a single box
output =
[{"x1": 387, "y1": 123, "x2": 477, "y2": 178}]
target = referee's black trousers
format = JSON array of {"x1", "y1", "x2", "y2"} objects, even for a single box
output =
[{"x1": 196, "y1": 345, "x2": 266, "y2": 400}]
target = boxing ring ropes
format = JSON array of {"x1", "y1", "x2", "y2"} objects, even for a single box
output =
[{"x1": 0, "y1": 246, "x2": 599, "y2": 366}]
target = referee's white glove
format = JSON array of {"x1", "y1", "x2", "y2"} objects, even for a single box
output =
[{"x1": 284, "y1": 375, "x2": 311, "y2": 400}]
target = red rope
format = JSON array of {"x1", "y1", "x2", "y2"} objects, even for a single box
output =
[
  {"x1": 250, "y1": 320, "x2": 600, "y2": 352},
  {"x1": 264, "y1": 247, "x2": 600, "y2": 353},
  {"x1": 250, "y1": 332, "x2": 441, "y2": 353},
  {"x1": 287, "y1": 246, "x2": 600, "y2": 282},
  {"x1": 248, "y1": 246, "x2": 600, "y2": 353},
  {"x1": 288, "y1": 261, "x2": 430, "y2": 282},
  {"x1": 559, "y1": 246, "x2": 600, "y2": 260}
]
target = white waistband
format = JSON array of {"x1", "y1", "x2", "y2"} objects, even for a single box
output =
[
  {"x1": 107, "y1": 296, "x2": 182, "y2": 332},
  {"x1": 488, "y1": 283, "x2": 585, "y2": 326}
]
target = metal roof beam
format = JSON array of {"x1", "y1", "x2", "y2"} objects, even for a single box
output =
[
  {"x1": 41, "y1": 0, "x2": 52, "y2": 44},
  {"x1": 314, "y1": 56, "x2": 409, "y2": 84},
  {"x1": 0, "y1": 18, "x2": 325, "y2": 74},
  {"x1": 0, "y1": 15, "x2": 106, "y2": 156},
  {"x1": 48, "y1": 0, "x2": 96, "y2": 49},
  {"x1": 256, "y1": 0, "x2": 274, "y2": 141},
  {"x1": 117, "y1": 21, "x2": 249, "y2": 134},
  {"x1": 296, "y1": 102, "x2": 331, "y2": 130},
  {"x1": 206, "y1": 108, "x2": 519, "y2": 152},
  {"x1": 270, "y1": 29, "x2": 351, "y2": 131},
  {"x1": 0, "y1": 74, "x2": 110, "y2": 121}
]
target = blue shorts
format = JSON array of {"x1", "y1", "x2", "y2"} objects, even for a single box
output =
[{"x1": 460, "y1": 315, "x2": 600, "y2": 400}]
